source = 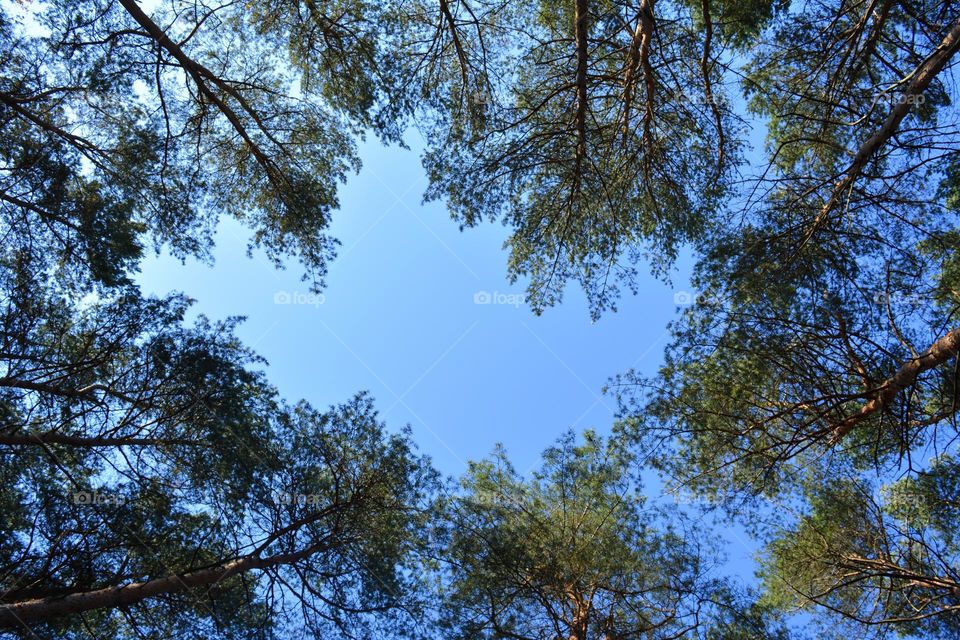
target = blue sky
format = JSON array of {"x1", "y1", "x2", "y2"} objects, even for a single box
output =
[
  {"x1": 136, "y1": 133, "x2": 760, "y2": 573},
  {"x1": 138, "y1": 134, "x2": 695, "y2": 477}
]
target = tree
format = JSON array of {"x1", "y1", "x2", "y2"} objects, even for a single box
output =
[
  {"x1": 420, "y1": 0, "x2": 777, "y2": 317},
  {"x1": 11, "y1": 0, "x2": 960, "y2": 637},
  {"x1": 759, "y1": 471, "x2": 960, "y2": 638},
  {"x1": 611, "y1": 0, "x2": 960, "y2": 634},
  {"x1": 0, "y1": 2, "x2": 445, "y2": 634},
  {"x1": 438, "y1": 431, "x2": 788, "y2": 640},
  {"x1": 0, "y1": 0, "x2": 420, "y2": 293},
  {"x1": 0, "y1": 0, "x2": 472, "y2": 637},
  {"x1": 0, "y1": 275, "x2": 438, "y2": 638}
]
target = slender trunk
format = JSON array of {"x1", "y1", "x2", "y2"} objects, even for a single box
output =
[
  {"x1": 699, "y1": 0, "x2": 722, "y2": 170},
  {"x1": 0, "y1": 378, "x2": 142, "y2": 406},
  {"x1": 622, "y1": 0, "x2": 654, "y2": 139},
  {"x1": 831, "y1": 327, "x2": 960, "y2": 441},
  {"x1": 0, "y1": 433, "x2": 200, "y2": 447},
  {"x1": 0, "y1": 538, "x2": 331, "y2": 628},
  {"x1": 637, "y1": 0, "x2": 655, "y2": 147},
  {"x1": 573, "y1": 0, "x2": 590, "y2": 165},
  {"x1": 117, "y1": 0, "x2": 279, "y2": 178},
  {"x1": 440, "y1": 0, "x2": 471, "y2": 94},
  {"x1": 565, "y1": 586, "x2": 589, "y2": 640},
  {"x1": 800, "y1": 17, "x2": 960, "y2": 246}
]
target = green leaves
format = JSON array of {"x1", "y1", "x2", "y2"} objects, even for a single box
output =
[
  {"x1": 759, "y1": 475, "x2": 960, "y2": 637},
  {"x1": 4, "y1": 0, "x2": 960, "y2": 637},
  {"x1": 599, "y1": 2, "x2": 960, "y2": 634},
  {"x1": 0, "y1": 278, "x2": 438, "y2": 637},
  {"x1": 421, "y1": 0, "x2": 739, "y2": 318},
  {"x1": 440, "y1": 432, "x2": 781, "y2": 640},
  {"x1": 0, "y1": 0, "x2": 422, "y2": 294}
]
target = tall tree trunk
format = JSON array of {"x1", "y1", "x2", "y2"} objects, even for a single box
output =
[
  {"x1": 799, "y1": 17, "x2": 960, "y2": 248},
  {"x1": 0, "y1": 541, "x2": 331, "y2": 628},
  {"x1": 573, "y1": 0, "x2": 590, "y2": 165},
  {"x1": 831, "y1": 327, "x2": 960, "y2": 441}
]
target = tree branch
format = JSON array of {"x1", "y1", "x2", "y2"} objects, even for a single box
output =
[
  {"x1": 798, "y1": 17, "x2": 960, "y2": 250},
  {"x1": 0, "y1": 521, "x2": 338, "y2": 628},
  {"x1": 831, "y1": 327, "x2": 960, "y2": 442}
]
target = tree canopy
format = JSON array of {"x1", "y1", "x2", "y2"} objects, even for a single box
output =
[
  {"x1": 2, "y1": 0, "x2": 960, "y2": 638},
  {"x1": 0, "y1": 280, "x2": 438, "y2": 638},
  {"x1": 440, "y1": 432, "x2": 789, "y2": 640},
  {"x1": 1, "y1": 1, "x2": 441, "y2": 635},
  {"x1": 611, "y1": 0, "x2": 960, "y2": 634},
  {"x1": 421, "y1": 0, "x2": 753, "y2": 316}
]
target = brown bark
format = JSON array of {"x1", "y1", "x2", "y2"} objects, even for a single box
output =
[
  {"x1": 699, "y1": 0, "x2": 723, "y2": 170},
  {"x1": 117, "y1": 0, "x2": 281, "y2": 180},
  {"x1": 800, "y1": 17, "x2": 960, "y2": 247},
  {"x1": 565, "y1": 586, "x2": 589, "y2": 640},
  {"x1": 0, "y1": 377, "x2": 143, "y2": 406},
  {"x1": 0, "y1": 543, "x2": 324, "y2": 628},
  {"x1": 622, "y1": 0, "x2": 655, "y2": 146},
  {"x1": 0, "y1": 433, "x2": 200, "y2": 447},
  {"x1": 573, "y1": 0, "x2": 590, "y2": 164},
  {"x1": 0, "y1": 502, "x2": 347, "y2": 629},
  {"x1": 440, "y1": 0, "x2": 471, "y2": 94},
  {"x1": 830, "y1": 327, "x2": 960, "y2": 442}
]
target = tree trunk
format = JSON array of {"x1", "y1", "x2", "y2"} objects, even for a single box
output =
[
  {"x1": 800, "y1": 17, "x2": 960, "y2": 245},
  {"x1": 573, "y1": 0, "x2": 590, "y2": 164},
  {"x1": 0, "y1": 534, "x2": 332, "y2": 628},
  {"x1": 831, "y1": 327, "x2": 960, "y2": 441}
]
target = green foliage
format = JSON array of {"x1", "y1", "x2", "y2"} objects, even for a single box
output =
[
  {"x1": 608, "y1": 1, "x2": 960, "y2": 634},
  {"x1": 760, "y1": 476, "x2": 960, "y2": 638},
  {"x1": 421, "y1": 0, "x2": 741, "y2": 318},
  {"x1": 440, "y1": 432, "x2": 789, "y2": 639},
  {"x1": 0, "y1": 268, "x2": 437, "y2": 637},
  {"x1": 4, "y1": 0, "x2": 960, "y2": 637},
  {"x1": 616, "y1": 0, "x2": 960, "y2": 508},
  {"x1": 0, "y1": 0, "x2": 423, "y2": 293}
]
